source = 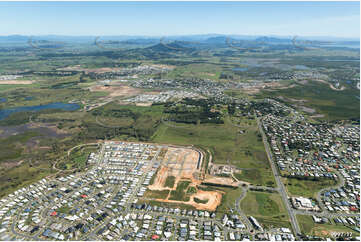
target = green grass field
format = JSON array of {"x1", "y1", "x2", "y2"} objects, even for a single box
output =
[
  {"x1": 186, "y1": 186, "x2": 197, "y2": 195},
  {"x1": 164, "y1": 176, "x2": 176, "y2": 188},
  {"x1": 97, "y1": 116, "x2": 134, "y2": 127},
  {"x1": 215, "y1": 187, "x2": 244, "y2": 217},
  {"x1": 257, "y1": 81, "x2": 360, "y2": 121},
  {"x1": 66, "y1": 145, "x2": 98, "y2": 170},
  {"x1": 152, "y1": 116, "x2": 275, "y2": 186},
  {"x1": 144, "y1": 189, "x2": 170, "y2": 199},
  {"x1": 241, "y1": 191, "x2": 291, "y2": 229},
  {"x1": 283, "y1": 177, "x2": 337, "y2": 199},
  {"x1": 169, "y1": 180, "x2": 191, "y2": 202},
  {"x1": 164, "y1": 63, "x2": 223, "y2": 80},
  {"x1": 0, "y1": 162, "x2": 52, "y2": 198},
  {"x1": 297, "y1": 214, "x2": 359, "y2": 237}
]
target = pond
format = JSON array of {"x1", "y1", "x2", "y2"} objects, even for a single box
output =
[{"x1": 0, "y1": 102, "x2": 80, "y2": 120}]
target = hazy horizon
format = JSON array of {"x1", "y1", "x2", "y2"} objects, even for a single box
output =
[
  {"x1": 0, "y1": 1, "x2": 359, "y2": 38},
  {"x1": 0, "y1": 34, "x2": 359, "y2": 42}
]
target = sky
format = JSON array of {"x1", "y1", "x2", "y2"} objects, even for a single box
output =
[{"x1": 0, "y1": 1, "x2": 359, "y2": 38}]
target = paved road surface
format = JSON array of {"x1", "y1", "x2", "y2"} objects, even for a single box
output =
[{"x1": 256, "y1": 117, "x2": 301, "y2": 237}]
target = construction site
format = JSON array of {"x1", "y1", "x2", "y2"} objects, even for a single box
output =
[{"x1": 147, "y1": 145, "x2": 237, "y2": 211}]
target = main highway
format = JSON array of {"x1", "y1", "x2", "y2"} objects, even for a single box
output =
[{"x1": 256, "y1": 117, "x2": 302, "y2": 237}]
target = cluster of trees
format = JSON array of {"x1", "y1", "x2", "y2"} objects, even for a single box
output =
[
  {"x1": 92, "y1": 108, "x2": 139, "y2": 120},
  {"x1": 164, "y1": 98, "x2": 224, "y2": 124},
  {"x1": 227, "y1": 103, "x2": 236, "y2": 115},
  {"x1": 288, "y1": 140, "x2": 312, "y2": 151},
  {"x1": 85, "y1": 107, "x2": 160, "y2": 141}
]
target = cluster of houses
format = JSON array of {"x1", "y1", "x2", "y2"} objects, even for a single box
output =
[
  {"x1": 255, "y1": 228, "x2": 295, "y2": 241},
  {"x1": 131, "y1": 77, "x2": 236, "y2": 103},
  {"x1": 1, "y1": 139, "x2": 307, "y2": 240},
  {"x1": 263, "y1": 113, "x2": 342, "y2": 179},
  {"x1": 312, "y1": 214, "x2": 359, "y2": 231},
  {"x1": 0, "y1": 74, "x2": 23, "y2": 80},
  {"x1": 0, "y1": 141, "x2": 162, "y2": 240},
  {"x1": 125, "y1": 90, "x2": 199, "y2": 104},
  {"x1": 292, "y1": 70, "x2": 329, "y2": 80},
  {"x1": 89, "y1": 64, "x2": 173, "y2": 80},
  {"x1": 261, "y1": 102, "x2": 360, "y2": 215},
  {"x1": 0, "y1": 177, "x2": 65, "y2": 240}
]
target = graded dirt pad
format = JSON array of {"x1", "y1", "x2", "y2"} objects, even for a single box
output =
[
  {"x1": 203, "y1": 175, "x2": 242, "y2": 187},
  {"x1": 163, "y1": 147, "x2": 200, "y2": 183},
  {"x1": 190, "y1": 190, "x2": 222, "y2": 210},
  {"x1": 149, "y1": 166, "x2": 171, "y2": 190},
  {"x1": 148, "y1": 146, "x2": 223, "y2": 211},
  {"x1": 156, "y1": 189, "x2": 223, "y2": 211},
  {"x1": 89, "y1": 85, "x2": 142, "y2": 97},
  {"x1": 136, "y1": 102, "x2": 153, "y2": 106},
  {"x1": 148, "y1": 147, "x2": 200, "y2": 190},
  {"x1": 0, "y1": 80, "x2": 34, "y2": 84}
]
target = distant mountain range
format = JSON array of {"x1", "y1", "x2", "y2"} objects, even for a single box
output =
[
  {"x1": 0, "y1": 34, "x2": 359, "y2": 41},
  {"x1": 0, "y1": 34, "x2": 359, "y2": 49}
]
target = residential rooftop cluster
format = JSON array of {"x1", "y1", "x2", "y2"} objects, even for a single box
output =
[
  {"x1": 125, "y1": 90, "x2": 199, "y2": 104},
  {"x1": 262, "y1": 112, "x2": 360, "y2": 215},
  {"x1": 0, "y1": 75, "x2": 22, "y2": 80},
  {"x1": 0, "y1": 140, "x2": 302, "y2": 241},
  {"x1": 89, "y1": 64, "x2": 173, "y2": 80}
]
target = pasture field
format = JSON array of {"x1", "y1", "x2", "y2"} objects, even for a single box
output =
[
  {"x1": 144, "y1": 189, "x2": 170, "y2": 200},
  {"x1": 283, "y1": 177, "x2": 337, "y2": 199},
  {"x1": 257, "y1": 81, "x2": 360, "y2": 121},
  {"x1": 241, "y1": 191, "x2": 291, "y2": 229},
  {"x1": 164, "y1": 63, "x2": 223, "y2": 80}
]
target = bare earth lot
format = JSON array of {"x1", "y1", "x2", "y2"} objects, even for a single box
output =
[
  {"x1": 0, "y1": 80, "x2": 34, "y2": 84},
  {"x1": 89, "y1": 84, "x2": 142, "y2": 97},
  {"x1": 148, "y1": 147, "x2": 223, "y2": 211}
]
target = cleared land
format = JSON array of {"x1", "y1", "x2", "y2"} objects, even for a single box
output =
[
  {"x1": 148, "y1": 147, "x2": 201, "y2": 190},
  {"x1": 0, "y1": 80, "x2": 34, "y2": 84},
  {"x1": 89, "y1": 84, "x2": 142, "y2": 98},
  {"x1": 148, "y1": 146, "x2": 223, "y2": 211}
]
